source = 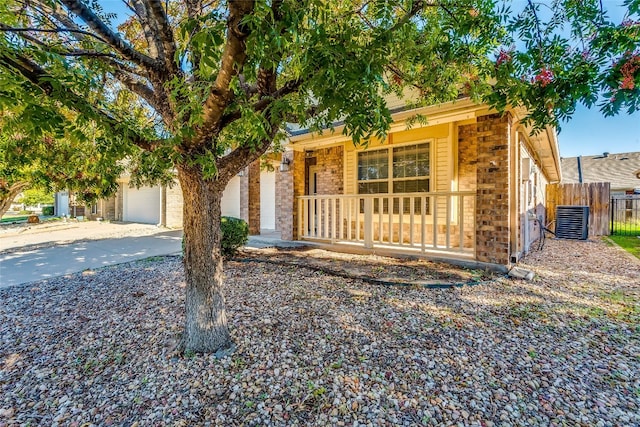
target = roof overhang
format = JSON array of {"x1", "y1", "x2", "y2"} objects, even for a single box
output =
[
  {"x1": 288, "y1": 98, "x2": 490, "y2": 151},
  {"x1": 287, "y1": 99, "x2": 562, "y2": 184},
  {"x1": 511, "y1": 107, "x2": 562, "y2": 183}
]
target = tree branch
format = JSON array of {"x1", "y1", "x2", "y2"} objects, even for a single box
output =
[
  {"x1": 193, "y1": 0, "x2": 255, "y2": 149},
  {"x1": 0, "y1": 52, "x2": 159, "y2": 151},
  {"x1": 218, "y1": 77, "x2": 304, "y2": 129},
  {"x1": 0, "y1": 26, "x2": 109, "y2": 44},
  {"x1": 147, "y1": 0, "x2": 179, "y2": 73},
  {"x1": 60, "y1": 0, "x2": 159, "y2": 72},
  {"x1": 111, "y1": 69, "x2": 175, "y2": 125},
  {"x1": 216, "y1": 121, "x2": 278, "y2": 187},
  {"x1": 127, "y1": 0, "x2": 162, "y2": 59}
]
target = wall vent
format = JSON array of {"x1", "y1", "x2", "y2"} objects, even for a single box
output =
[{"x1": 555, "y1": 206, "x2": 589, "y2": 240}]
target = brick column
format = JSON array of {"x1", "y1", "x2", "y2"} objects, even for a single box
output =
[
  {"x1": 247, "y1": 160, "x2": 261, "y2": 235},
  {"x1": 475, "y1": 113, "x2": 512, "y2": 265},
  {"x1": 240, "y1": 168, "x2": 249, "y2": 223},
  {"x1": 277, "y1": 151, "x2": 305, "y2": 240},
  {"x1": 165, "y1": 181, "x2": 184, "y2": 228}
]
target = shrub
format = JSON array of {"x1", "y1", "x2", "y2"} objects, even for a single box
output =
[
  {"x1": 42, "y1": 206, "x2": 54, "y2": 216},
  {"x1": 221, "y1": 216, "x2": 249, "y2": 257},
  {"x1": 181, "y1": 216, "x2": 249, "y2": 258}
]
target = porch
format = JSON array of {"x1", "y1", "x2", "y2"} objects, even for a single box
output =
[{"x1": 297, "y1": 191, "x2": 476, "y2": 258}]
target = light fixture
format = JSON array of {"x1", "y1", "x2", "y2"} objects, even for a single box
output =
[{"x1": 279, "y1": 156, "x2": 291, "y2": 172}]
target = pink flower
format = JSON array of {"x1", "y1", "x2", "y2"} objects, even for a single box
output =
[
  {"x1": 533, "y1": 68, "x2": 554, "y2": 87},
  {"x1": 620, "y1": 76, "x2": 635, "y2": 90},
  {"x1": 618, "y1": 53, "x2": 640, "y2": 90},
  {"x1": 495, "y1": 49, "x2": 512, "y2": 66}
]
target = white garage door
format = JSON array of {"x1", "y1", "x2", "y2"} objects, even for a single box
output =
[
  {"x1": 260, "y1": 170, "x2": 276, "y2": 230},
  {"x1": 221, "y1": 176, "x2": 241, "y2": 218},
  {"x1": 124, "y1": 186, "x2": 161, "y2": 224}
]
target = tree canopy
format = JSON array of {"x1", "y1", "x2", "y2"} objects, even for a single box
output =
[
  {"x1": 0, "y1": 0, "x2": 638, "y2": 353},
  {"x1": 0, "y1": 111, "x2": 126, "y2": 217}
]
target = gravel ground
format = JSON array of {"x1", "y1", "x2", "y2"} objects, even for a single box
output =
[{"x1": 1, "y1": 238, "x2": 639, "y2": 426}]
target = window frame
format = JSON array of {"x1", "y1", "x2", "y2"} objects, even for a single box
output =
[{"x1": 356, "y1": 140, "x2": 432, "y2": 195}]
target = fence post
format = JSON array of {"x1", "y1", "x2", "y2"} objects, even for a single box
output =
[{"x1": 610, "y1": 197, "x2": 614, "y2": 235}]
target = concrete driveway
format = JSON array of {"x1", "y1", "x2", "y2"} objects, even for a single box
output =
[
  {"x1": 0, "y1": 229, "x2": 183, "y2": 288},
  {"x1": 0, "y1": 221, "x2": 306, "y2": 288}
]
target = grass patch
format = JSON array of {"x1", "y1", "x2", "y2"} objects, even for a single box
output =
[
  {"x1": 611, "y1": 221, "x2": 640, "y2": 236},
  {"x1": 0, "y1": 215, "x2": 29, "y2": 223},
  {"x1": 609, "y1": 235, "x2": 640, "y2": 259}
]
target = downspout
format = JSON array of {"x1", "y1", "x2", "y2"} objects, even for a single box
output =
[{"x1": 577, "y1": 156, "x2": 583, "y2": 183}]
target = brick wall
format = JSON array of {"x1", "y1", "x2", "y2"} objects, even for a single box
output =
[
  {"x1": 240, "y1": 169, "x2": 249, "y2": 223},
  {"x1": 86, "y1": 197, "x2": 116, "y2": 221},
  {"x1": 115, "y1": 186, "x2": 124, "y2": 221},
  {"x1": 165, "y1": 181, "x2": 183, "y2": 228},
  {"x1": 277, "y1": 151, "x2": 305, "y2": 240},
  {"x1": 247, "y1": 160, "x2": 261, "y2": 234},
  {"x1": 102, "y1": 197, "x2": 116, "y2": 220},
  {"x1": 458, "y1": 124, "x2": 477, "y2": 192},
  {"x1": 313, "y1": 146, "x2": 344, "y2": 195},
  {"x1": 458, "y1": 123, "x2": 478, "y2": 250},
  {"x1": 474, "y1": 113, "x2": 511, "y2": 265}
]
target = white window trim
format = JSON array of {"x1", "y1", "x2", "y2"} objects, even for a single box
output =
[{"x1": 356, "y1": 139, "x2": 433, "y2": 194}]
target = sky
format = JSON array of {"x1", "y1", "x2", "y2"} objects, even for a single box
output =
[
  {"x1": 558, "y1": 107, "x2": 640, "y2": 158},
  {"x1": 100, "y1": 0, "x2": 638, "y2": 158}
]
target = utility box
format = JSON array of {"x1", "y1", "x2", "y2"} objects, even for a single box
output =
[{"x1": 555, "y1": 206, "x2": 589, "y2": 240}]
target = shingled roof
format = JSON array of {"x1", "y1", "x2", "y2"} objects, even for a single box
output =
[{"x1": 561, "y1": 152, "x2": 640, "y2": 191}]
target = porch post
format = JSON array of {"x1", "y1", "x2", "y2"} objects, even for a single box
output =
[
  {"x1": 475, "y1": 113, "x2": 512, "y2": 265},
  {"x1": 277, "y1": 150, "x2": 305, "y2": 240},
  {"x1": 364, "y1": 197, "x2": 373, "y2": 248}
]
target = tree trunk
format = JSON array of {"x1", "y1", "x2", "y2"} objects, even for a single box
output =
[
  {"x1": 0, "y1": 182, "x2": 30, "y2": 218},
  {"x1": 177, "y1": 165, "x2": 232, "y2": 354}
]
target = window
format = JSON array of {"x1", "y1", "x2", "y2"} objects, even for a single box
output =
[
  {"x1": 357, "y1": 142, "x2": 430, "y2": 213},
  {"x1": 91, "y1": 203, "x2": 98, "y2": 215}
]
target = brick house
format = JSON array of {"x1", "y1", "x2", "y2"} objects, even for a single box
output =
[
  {"x1": 277, "y1": 98, "x2": 561, "y2": 269},
  {"x1": 103, "y1": 97, "x2": 559, "y2": 270}
]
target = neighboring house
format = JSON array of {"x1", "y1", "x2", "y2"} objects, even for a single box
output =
[
  {"x1": 54, "y1": 191, "x2": 111, "y2": 220},
  {"x1": 561, "y1": 152, "x2": 640, "y2": 195},
  {"x1": 109, "y1": 161, "x2": 281, "y2": 232},
  {"x1": 88, "y1": 97, "x2": 561, "y2": 269}
]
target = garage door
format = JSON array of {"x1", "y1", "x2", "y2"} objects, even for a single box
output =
[
  {"x1": 260, "y1": 170, "x2": 276, "y2": 230},
  {"x1": 124, "y1": 186, "x2": 161, "y2": 224},
  {"x1": 221, "y1": 176, "x2": 241, "y2": 218}
]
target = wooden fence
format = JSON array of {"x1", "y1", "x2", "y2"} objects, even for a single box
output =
[{"x1": 546, "y1": 182, "x2": 610, "y2": 236}]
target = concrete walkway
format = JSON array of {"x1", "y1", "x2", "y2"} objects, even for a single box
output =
[
  {"x1": 0, "y1": 223, "x2": 306, "y2": 288},
  {"x1": 0, "y1": 230, "x2": 183, "y2": 288}
]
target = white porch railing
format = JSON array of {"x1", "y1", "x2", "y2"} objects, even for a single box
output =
[{"x1": 298, "y1": 192, "x2": 476, "y2": 255}]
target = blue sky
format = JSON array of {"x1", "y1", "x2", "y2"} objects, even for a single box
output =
[{"x1": 558, "y1": 107, "x2": 640, "y2": 158}]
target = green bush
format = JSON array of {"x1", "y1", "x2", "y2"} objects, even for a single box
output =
[
  {"x1": 181, "y1": 216, "x2": 249, "y2": 258},
  {"x1": 42, "y1": 206, "x2": 54, "y2": 216},
  {"x1": 221, "y1": 216, "x2": 249, "y2": 257}
]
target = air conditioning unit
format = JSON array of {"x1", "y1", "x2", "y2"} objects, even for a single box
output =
[{"x1": 555, "y1": 206, "x2": 589, "y2": 240}]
